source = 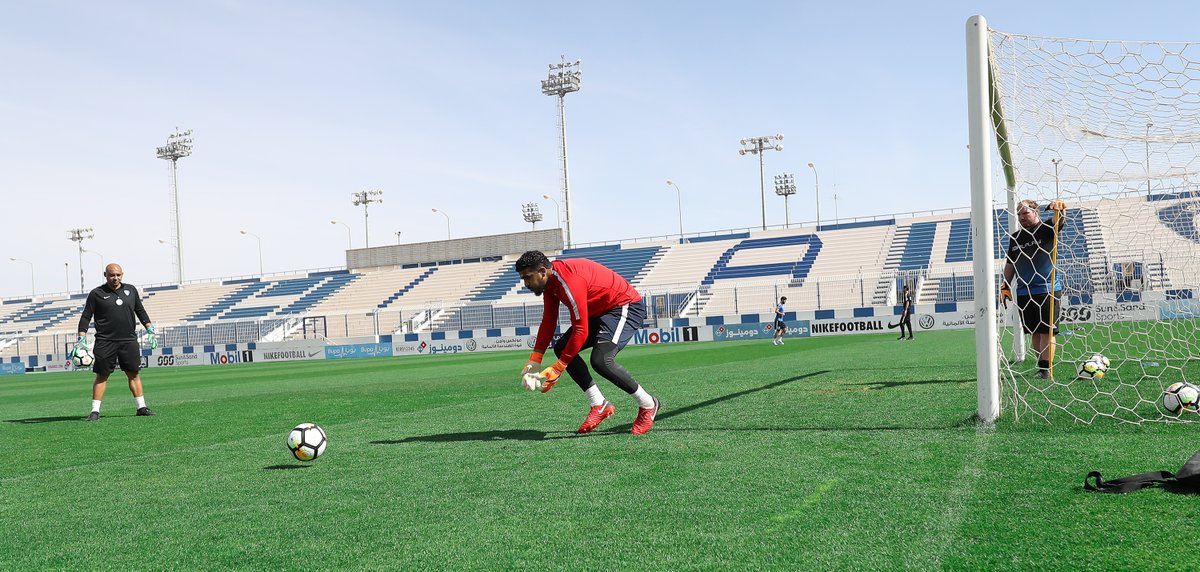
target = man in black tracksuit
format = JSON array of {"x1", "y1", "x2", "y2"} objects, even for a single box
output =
[{"x1": 77, "y1": 263, "x2": 157, "y2": 421}]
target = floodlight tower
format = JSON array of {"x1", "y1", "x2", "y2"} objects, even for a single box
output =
[
  {"x1": 522, "y1": 202, "x2": 544, "y2": 230},
  {"x1": 773, "y1": 173, "x2": 797, "y2": 228},
  {"x1": 739, "y1": 134, "x2": 784, "y2": 230},
  {"x1": 542, "y1": 56, "x2": 582, "y2": 248},
  {"x1": 66, "y1": 227, "x2": 94, "y2": 292},
  {"x1": 351, "y1": 189, "x2": 383, "y2": 247},
  {"x1": 156, "y1": 128, "x2": 193, "y2": 284}
]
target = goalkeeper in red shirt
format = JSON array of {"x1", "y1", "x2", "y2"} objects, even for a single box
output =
[{"x1": 516, "y1": 251, "x2": 661, "y2": 435}]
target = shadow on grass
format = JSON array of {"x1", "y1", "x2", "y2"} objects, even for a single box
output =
[
  {"x1": 847, "y1": 378, "x2": 972, "y2": 390},
  {"x1": 4, "y1": 415, "x2": 86, "y2": 424},
  {"x1": 375, "y1": 371, "x2": 980, "y2": 440},
  {"x1": 599, "y1": 370, "x2": 831, "y2": 433},
  {"x1": 372, "y1": 429, "x2": 562, "y2": 444},
  {"x1": 263, "y1": 464, "x2": 313, "y2": 470}
]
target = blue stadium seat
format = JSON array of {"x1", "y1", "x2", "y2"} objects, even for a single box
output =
[
  {"x1": 1158, "y1": 201, "x2": 1200, "y2": 243},
  {"x1": 559, "y1": 245, "x2": 662, "y2": 283},
  {"x1": 186, "y1": 281, "x2": 269, "y2": 322},
  {"x1": 700, "y1": 235, "x2": 823, "y2": 286},
  {"x1": 258, "y1": 276, "x2": 325, "y2": 297},
  {"x1": 898, "y1": 222, "x2": 937, "y2": 270},
  {"x1": 280, "y1": 273, "x2": 359, "y2": 315}
]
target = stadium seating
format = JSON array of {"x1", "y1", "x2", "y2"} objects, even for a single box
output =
[{"x1": 12, "y1": 192, "x2": 1200, "y2": 356}]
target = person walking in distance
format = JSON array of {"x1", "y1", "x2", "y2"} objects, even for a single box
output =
[
  {"x1": 897, "y1": 285, "x2": 914, "y2": 340},
  {"x1": 772, "y1": 296, "x2": 788, "y2": 346}
]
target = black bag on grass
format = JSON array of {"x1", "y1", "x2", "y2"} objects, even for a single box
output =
[{"x1": 1084, "y1": 449, "x2": 1200, "y2": 493}]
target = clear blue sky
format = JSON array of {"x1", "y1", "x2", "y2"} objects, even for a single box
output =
[{"x1": 3, "y1": 1, "x2": 1199, "y2": 299}]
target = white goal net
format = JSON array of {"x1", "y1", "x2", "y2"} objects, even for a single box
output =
[{"x1": 969, "y1": 17, "x2": 1200, "y2": 423}]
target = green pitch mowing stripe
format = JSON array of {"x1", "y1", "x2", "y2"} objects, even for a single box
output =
[{"x1": 0, "y1": 331, "x2": 1194, "y2": 570}]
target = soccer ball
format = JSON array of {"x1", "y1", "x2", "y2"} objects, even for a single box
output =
[
  {"x1": 71, "y1": 348, "x2": 94, "y2": 369},
  {"x1": 287, "y1": 423, "x2": 328, "y2": 461},
  {"x1": 1162, "y1": 382, "x2": 1200, "y2": 415},
  {"x1": 1077, "y1": 354, "x2": 1111, "y2": 380}
]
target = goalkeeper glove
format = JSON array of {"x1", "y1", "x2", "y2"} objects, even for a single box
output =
[
  {"x1": 1046, "y1": 199, "x2": 1067, "y2": 212},
  {"x1": 536, "y1": 364, "x2": 563, "y2": 393},
  {"x1": 72, "y1": 335, "x2": 88, "y2": 357},
  {"x1": 999, "y1": 284, "x2": 1013, "y2": 308},
  {"x1": 146, "y1": 326, "x2": 158, "y2": 350}
]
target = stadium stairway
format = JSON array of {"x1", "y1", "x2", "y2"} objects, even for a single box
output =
[
  {"x1": 378, "y1": 268, "x2": 438, "y2": 310},
  {"x1": 872, "y1": 224, "x2": 912, "y2": 304}
]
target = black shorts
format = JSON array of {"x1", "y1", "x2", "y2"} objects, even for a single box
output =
[
  {"x1": 774, "y1": 319, "x2": 786, "y2": 333},
  {"x1": 93, "y1": 339, "x2": 142, "y2": 375},
  {"x1": 553, "y1": 299, "x2": 646, "y2": 355},
  {"x1": 1016, "y1": 292, "x2": 1061, "y2": 335}
]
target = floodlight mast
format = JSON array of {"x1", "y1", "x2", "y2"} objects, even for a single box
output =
[
  {"x1": 156, "y1": 128, "x2": 193, "y2": 284},
  {"x1": 522, "y1": 202, "x2": 544, "y2": 230},
  {"x1": 351, "y1": 190, "x2": 383, "y2": 247},
  {"x1": 739, "y1": 134, "x2": 785, "y2": 230},
  {"x1": 66, "y1": 227, "x2": 94, "y2": 293},
  {"x1": 773, "y1": 173, "x2": 797, "y2": 228},
  {"x1": 542, "y1": 56, "x2": 582, "y2": 248}
]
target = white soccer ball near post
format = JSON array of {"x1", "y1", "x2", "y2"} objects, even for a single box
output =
[
  {"x1": 1077, "y1": 353, "x2": 1110, "y2": 380},
  {"x1": 1162, "y1": 382, "x2": 1200, "y2": 415}
]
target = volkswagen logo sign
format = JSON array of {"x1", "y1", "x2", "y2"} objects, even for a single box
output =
[{"x1": 919, "y1": 315, "x2": 935, "y2": 330}]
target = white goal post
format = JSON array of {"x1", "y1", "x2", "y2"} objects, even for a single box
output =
[{"x1": 967, "y1": 15, "x2": 1200, "y2": 424}]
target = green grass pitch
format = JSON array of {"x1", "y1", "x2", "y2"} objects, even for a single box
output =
[{"x1": 2, "y1": 330, "x2": 1197, "y2": 570}]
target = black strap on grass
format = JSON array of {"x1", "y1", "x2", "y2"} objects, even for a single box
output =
[
  {"x1": 1084, "y1": 470, "x2": 1176, "y2": 493},
  {"x1": 1085, "y1": 449, "x2": 1200, "y2": 494}
]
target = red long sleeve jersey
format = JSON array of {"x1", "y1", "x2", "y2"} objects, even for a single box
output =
[{"x1": 533, "y1": 258, "x2": 642, "y2": 369}]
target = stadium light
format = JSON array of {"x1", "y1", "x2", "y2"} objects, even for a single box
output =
[
  {"x1": 522, "y1": 203, "x2": 544, "y2": 230},
  {"x1": 541, "y1": 194, "x2": 561, "y2": 229},
  {"x1": 156, "y1": 127, "x2": 193, "y2": 284},
  {"x1": 773, "y1": 173, "x2": 797, "y2": 228},
  {"x1": 239, "y1": 230, "x2": 264, "y2": 276},
  {"x1": 807, "y1": 162, "x2": 822, "y2": 229},
  {"x1": 330, "y1": 220, "x2": 353, "y2": 249},
  {"x1": 832, "y1": 191, "x2": 841, "y2": 223},
  {"x1": 351, "y1": 190, "x2": 383, "y2": 248},
  {"x1": 542, "y1": 56, "x2": 582, "y2": 248},
  {"x1": 66, "y1": 227, "x2": 94, "y2": 293},
  {"x1": 739, "y1": 134, "x2": 784, "y2": 230},
  {"x1": 63, "y1": 262, "x2": 69, "y2": 294},
  {"x1": 665, "y1": 180, "x2": 684, "y2": 239},
  {"x1": 8, "y1": 257, "x2": 34, "y2": 297},
  {"x1": 395, "y1": 231, "x2": 403, "y2": 245},
  {"x1": 431, "y1": 208, "x2": 451, "y2": 240}
]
